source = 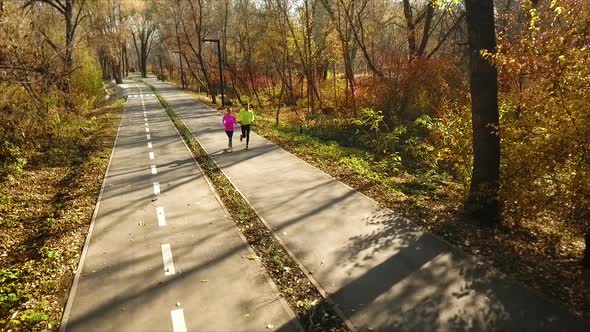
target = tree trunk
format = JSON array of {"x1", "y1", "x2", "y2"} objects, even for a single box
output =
[
  {"x1": 403, "y1": 0, "x2": 417, "y2": 57},
  {"x1": 275, "y1": 85, "x2": 284, "y2": 127},
  {"x1": 141, "y1": 32, "x2": 148, "y2": 78},
  {"x1": 583, "y1": 231, "x2": 590, "y2": 267},
  {"x1": 112, "y1": 58, "x2": 123, "y2": 84},
  {"x1": 63, "y1": 0, "x2": 74, "y2": 94},
  {"x1": 465, "y1": 0, "x2": 501, "y2": 224}
]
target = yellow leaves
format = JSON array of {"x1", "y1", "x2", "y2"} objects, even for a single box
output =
[
  {"x1": 550, "y1": 0, "x2": 564, "y2": 14},
  {"x1": 554, "y1": 6, "x2": 564, "y2": 15},
  {"x1": 558, "y1": 55, "x2": 566, "y2": 63},
  {"x1": 529, "y1": 8, "x2": 540, "y2": 31}
]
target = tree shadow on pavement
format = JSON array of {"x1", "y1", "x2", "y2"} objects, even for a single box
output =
[{"x1": 313, "y1": 209, "x2": 590, "y2": 331}]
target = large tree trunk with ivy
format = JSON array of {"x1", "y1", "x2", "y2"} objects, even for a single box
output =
[{"x1": 464, "y1": 0, "x2": 501, "y2": 224}]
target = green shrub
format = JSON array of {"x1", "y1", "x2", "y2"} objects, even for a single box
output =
[
  {"x1": 19, "y1": 309, "x2": 48, "y2": 325},
  {"x1": 0, "y1": 268, "x2": 26, "y2": 315},
  {"x1": 340, "y1": 156, "x2": 382, "y2": 182},
  {"x1": 71, "y1": 47, "x2": 105, "y2": 109},
  {"x1": 0, "y1": 143, "x2": 27, "y2": 179}
]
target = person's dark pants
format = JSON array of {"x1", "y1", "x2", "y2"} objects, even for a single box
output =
[
  {"x1": 225, "y1": 130, "x2": 233, "y2": 146},
  {"x1": 241, "y1": 124, "x2": 251, "y2": 146}
]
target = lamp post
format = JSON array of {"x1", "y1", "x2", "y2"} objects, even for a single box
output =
[
  {"x1": 203, "y1": 38, "x2": 225, "y2": 107},
  {"x1": 172, "y1": 50, "x2": 185, "y2": 89}
]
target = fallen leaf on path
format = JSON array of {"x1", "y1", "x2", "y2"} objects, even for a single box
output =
[
  {"x1": 176, "y1": 302, "x2": 181, "y2": 307},
  {"x1": 246, "y1": 254, "x2": 256, "y2": 260},
  {"x1": 200, "y1": 279, "x2": 208, "y2": 283}
]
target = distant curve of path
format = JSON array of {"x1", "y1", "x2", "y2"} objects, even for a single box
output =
[
  {"x1": 60, "y1": 80, "x2": 299, "y2": 332},
  {"x1": 148, "y1": 78, "x2": 589, "y2": 332}
]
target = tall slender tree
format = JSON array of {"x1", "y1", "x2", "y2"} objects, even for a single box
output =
[
  {"x1": 464, "y1": 0, "x2": 501, "y2": 224},
  {"x1": 130, "y1": 4, "x2": 157, "y2": 79},
  {"x1": 24, "y1": 0, "x2": 87, "y2": 93}
]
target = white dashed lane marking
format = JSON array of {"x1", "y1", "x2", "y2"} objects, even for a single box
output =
[
  {"x1": 161, "y1": 244, "x2": 176, "y2": 276},
  {"x1": 146, "y1": 128, "x2": 150, "y2": 133},
  {"x1": 151, "y1": 165, "x2": 157, "y2": 175},
  {"x1": 149, "y1": 152, "x2": 155, "y2": 160},
  {"x1": 148, "y1": 142, "x2": 153, "y2": 149},
  {"x1": 156, "y1": 207, "x2": 166, "y2": 226},
  {"x1": 153, "y1": 182, "x2": 160, "y2": 195},
  {"x1": 170, "y1": 309, "x2": 187, "y2": 332},
  {"x1": 146, "y1": 134, "x2": 151, "y2": 140}
]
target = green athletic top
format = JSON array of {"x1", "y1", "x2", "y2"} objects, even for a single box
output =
[{"x1": 237, "y1": 109, "x2": 255, "y2": 125}]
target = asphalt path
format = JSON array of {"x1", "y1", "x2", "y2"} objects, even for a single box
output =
[
  {"x1": 60, "y1": 80, "x2": 298, "y2": 332},
  {"x1": 149, "y1": 78, "x2": 589, "y2": 332}
]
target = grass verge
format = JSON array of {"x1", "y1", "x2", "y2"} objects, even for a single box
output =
[
  {"x1": 0, "y1": 99, "x2": 125, "y2": 331},
  {"x1": 146, "y1": 83, "x2": 348, "y2": 331}
]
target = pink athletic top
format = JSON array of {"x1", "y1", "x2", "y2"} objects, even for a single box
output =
[{"x1": 222, "y1": 114, "x2": 237, "y2": 131}]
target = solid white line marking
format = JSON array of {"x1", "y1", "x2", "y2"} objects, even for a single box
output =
[
  {"x1": 149, "y1": 152, "x2": 155, "y2": 160},
  {"x1": 153, "y1": 182, "x2": 160, "y2": 195},
  {"x1": 171, "y1": 309, "x2": 187, "y2": 332},
  {"x1": 146, "y1": 127, "x2": 150, "y2": 133},
  {"x1": 161, "y1": 244, "x2": 175, "y2": 276},
  {"x1": 151, "y1": 165, "x2": 157, "y2": 175},
  {"x1": 146, "y1": 134, "x2": 151, "y2": 140},
  {"x1": 148, "y1": 142, "x2": 153, "y2": 149},
  {"x1": 156, "y1": 207, "x2": 166, "y2": 226}
]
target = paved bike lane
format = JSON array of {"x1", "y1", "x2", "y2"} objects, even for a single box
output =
[
  {"x1": 60, "y1": 81, "x2": 298, "y2": 332},
  {"x1": 149, "y1": 79, "x2": 588, "y2": 332}
]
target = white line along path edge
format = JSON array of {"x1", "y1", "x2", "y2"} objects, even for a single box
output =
[
  {"x1": 171, "y1": 308, "x2": 187, "y2": 332},
  {"x1": 156, "y1": 207, "x2": 166, "y2": 226},
  {"x1": 161, "y1": 244, "x2": 176, "y2": 276},
  {"x1": 58, "y1": 83, "x2": 135, "y2": 332}
]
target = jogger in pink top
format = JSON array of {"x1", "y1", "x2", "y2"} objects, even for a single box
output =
[{"x1": 222, "y1": 107, "x2": 238, "y2": 151}]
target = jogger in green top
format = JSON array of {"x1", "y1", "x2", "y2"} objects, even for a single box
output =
[{"x1": 237, "y1": 103, "x2": 255, "y2": 149}]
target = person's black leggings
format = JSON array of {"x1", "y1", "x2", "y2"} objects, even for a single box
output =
[
  {"x1": 225, "y1": 130, "x2": 233, "y2": 145},
  {"x1": 241, "y1": 124, "x2": 251, "y2": 146}
]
